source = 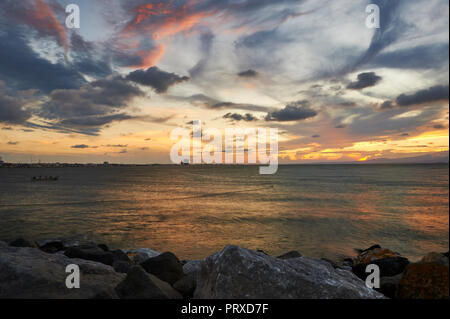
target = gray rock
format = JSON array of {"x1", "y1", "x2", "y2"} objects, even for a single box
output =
[
  {"x1": 173, "y1": 273, "x2": 196, "y2": 298},
  {"x1": 64, "y1": 246, "x2": 115, "y2": 266},
  {"x1": 0, "y1": 241, "x2": 125, "y2": 299},
  {"x1": 37, "y1": 239, "x2": 65, "y2": 253},
  {"x1": 123, "y1": 248, "x2": 161, "y2": 264},
  {"x1": 277, "y1": 251, "x2": 302, "y2": 260},
  {"x1": 140, "y1": 252, "x2": 184, "y2": 285},
  {"x1": 194, "y1": 245, "x2": 385, "y2": 299},
  {"x1": 113, "y1": 260, "x2": 132, "y2": 274},
  {"x1": 183, "y1": 260, "x2": 203, "y2": 278},
  {"x1": 9, "y1": 238, "x2": 36, "y2": 248},
  {"x1": 378, "y1": 274, "x2": 403, "y2": 298},
  {"x1": 115, "y1": 266, "x2": 182, "y2": 299}
]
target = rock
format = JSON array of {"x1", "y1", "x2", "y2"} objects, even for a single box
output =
[
  {"x1": 111, "y1": 249, "x2": 130, "y2": 263},
  {"x1": 98, "y1": 244, "x2": 109, "y2": 252},
  {"x1": 352, "y1": 257, "x2": 409, "y2": 280},
  {"x1": 443, "y1": 251, "x2": 449, "y2": 258},
  {"x1": 9, "y1": 238, "x2": 36, "y2": 248},
  {"x1": 173, "y1": 273, "x2": 196, "y2": 298},
  {"x1": 354, "y1": 247, "x2": 401, "y2": 265},
  {"x1": 321, "y1": 258, "x2": 339, "y2": 269},
  {"x1": 113, "y1": 260, "x2": 132, "y2": 274},
  {"x1": 277, "y1": 251, "x2": 302, "y2": 260},
  {"x1": 0, "y1": 241, "x2": 125, "y2": 298},
  {"x1": 64, "y1": 246, "x2": 115, "y2": 266},
  {"x1": 123, "y1": 248, "x2": 161, "y2": 264},
  {"x1": 115, "y1": 266, "x2": 182, "y2": 299},
  {"x1": 397, "y1": 262, "x2": 449, "y2": 299},
  {"x1": 37, "y1": 239, "x2": 65, "y2": 253},
  {"x1": 356, "y1": 244, "x2": 382, "y2": 254},
  {"x1": 194, "y1": 245, "x2": 385, "y2": 299},
  {"x1": 140, "y1": 252, "x2": 184, "y2": 285},
  {"x1": 420, "y1": 252, "x2": 448, "y2": 266},
  {"x1": 378, "y1": 274, "x2": 402, "y2": 299},
  {"x1": 183, "y1": 260, "x2": 202, "y2": 280}
]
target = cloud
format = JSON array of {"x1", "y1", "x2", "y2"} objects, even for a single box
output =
[
  {"x1": 106, "y1": 144, "x2": 128, "y2": 148},
  {"x1": 7, "y1": 141, "x2": 19, "y2": 145},
  {"x1": 347, "y1": 72, "x2": 382, "y2": 90},
  {"x1": 265, "y1": 101, "x2": 317, "y2": 122},
  {"x1": 380, "y1": 101, "x2": 394, "y2": 110},
  {"x1": 41, "y1": 77, "x2": 143, "y2": 120},
  {"x1": 0, "y1": 90, "x2": 31, "y2": 124},
  {"x1": 238, "y1": 69, "x2": 258, "y2": 77},
  {"x1": 223, "y1": 112, "x2": 257, "y2": 122},
  {"x1": 369, "y1": 43, "x2": 449, "y2": 70},
  {"x1": 351, "y1": 0, "x2": 405, "y2": 70},
  {"x1": 3, "y1": 0, "x2": 68, "y2": 54},
  {"x1": 396, "y1": 85, "x2": 449, "y2": 106},
  {"x1": 71, "y1": 144, "x2": 90, "y2": 149},
  {"x1": 0, "y1": 25, "x2": 86, "y2": 94},
  {"x1": 126, "y1": 67, "x2": 189, "y2": 93}
]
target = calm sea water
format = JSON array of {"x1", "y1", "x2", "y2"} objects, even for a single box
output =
[{"x1": 0, "y1": 165, "x2": 448, "y2": 261}]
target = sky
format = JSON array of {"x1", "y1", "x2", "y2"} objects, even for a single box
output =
[{"x1": 0, "y1": 0, "x2": 448, "y2": 164}]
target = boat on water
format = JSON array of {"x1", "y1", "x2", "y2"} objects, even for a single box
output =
[{"x1": 31, "y1": 176, "x2": 59, "y2": 182}]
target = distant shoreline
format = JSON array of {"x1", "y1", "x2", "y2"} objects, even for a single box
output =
[{"x1": 1, "y1": 162, "x2": 448, "y2": 168}]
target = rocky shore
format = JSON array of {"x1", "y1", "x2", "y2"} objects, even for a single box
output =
[{"x1": 0, "y1": 238, "x2": 448, "y2": 299}]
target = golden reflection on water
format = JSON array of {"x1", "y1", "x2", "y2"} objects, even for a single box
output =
[{"x1": 0, "y1": 164, "x2": 448, "y2": 261}]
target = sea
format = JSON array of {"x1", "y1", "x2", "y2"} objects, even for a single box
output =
[{"x1": 0, "y1": 164, "x2": 448, "y2": 261}]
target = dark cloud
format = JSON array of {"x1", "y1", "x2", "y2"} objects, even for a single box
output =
[
  {"x1": 380, "y1": 101, "x2": 394, "y2": 110},
  {"x1": 70, "y1": 33, "x2": 113, "y2": 78},
  {"x1": 41, "y1": 76, "x2": 143, "y2": 120},
  {"x1": 0, "y1": 24, "x2": 85, "y2": 94},
  {"x1": 396, "y1": 85, "x2": 449, "y2": 106},
  {"x1": 347, "y1": 72, "x2": 382, "y2": 90},
  {"x1": 71, "y1": 144, "x2": 90, "y2": 149},
  {"x1": 0, "y1": 91, "x2": 31, "y2": 124},
  {"x1": 59, "y1": 114, "x2": 135, "y2": 128},
  {"x1": 351, "y1": 0, "x2": 405, "y2": 70},
  {"x1": 238, "y1": 69, "x2": 258, "y2": 77},
  {"x1": 7, "y1": 141, "x2": 19, "y2": 145},
  {"x1": 312, "y1": 134, "x2": 320, "y2": 138},
  {"x1": 335, "y1": 124, "x2": 347, "y2": 129},
  {"x1": 126, "y1": 67, "x2": 189, "y2": 93},
  {"x1": 223, "y1": 112, "x2": 257, "y2": 122},
  {"x1": 369, "y1": 43, "x2": 449, "y2": 70},
  {"x1": 433, "y1": 124, "x2": 445, "y2": 129},
  {"x1": 105, "y1": 144, "x2": 128, "y2": 148},
  {"x1": 265, "y1": 101, "x2": 317, "y2": 122},
  {"x1": 175, "y1": 94, "x2": 271, "y2": 112}
]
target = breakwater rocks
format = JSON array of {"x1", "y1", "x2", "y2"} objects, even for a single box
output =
[{"x1": 0, "y1": 238, "x2": 448, "y2": 299}]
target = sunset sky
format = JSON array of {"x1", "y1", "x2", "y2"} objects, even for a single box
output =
[{"x1": 0, "y1": 0, "x2": 448, "y2": 164}]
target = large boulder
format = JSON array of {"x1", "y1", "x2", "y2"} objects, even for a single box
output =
[
  {"x1": 397, "y1": 262, "x2": 449, "y2": 299},
  {"x1": 352, "y1": 257, "x2": 410, "y2": 280},
  {"x1": 9, "y1": 238, "x2": 37, "y2": 248},
  {"x1": 64, "y1": 246, "x2": 115, "y2": 266},
  {"x1": 115, "y1": 266, "x2": 182, "y2": 299},
  {"x1": 173, "y1": 273, "x2": 197, "y2": 298},
  {"x1": 194, "y1": 245, "x2": 385, "y2": 299},
  {"x1": 420, "y1": 252, "x2": 448, "y2": 266},
  {"x1": 0, "y1": 241, "x2": 125, "y2": 299},
  {"x1": 277, "y1": 251, "x2": 302, "y2": 260},
  {"x1": 352, "y1": 246, "x2": 409, "y2": 281},
  {"x1": 140, "y1": 252, "x2": 184, "y2": 285}
]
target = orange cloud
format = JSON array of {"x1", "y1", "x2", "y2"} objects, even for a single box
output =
[
  {"x1": 120, "y1": 1, "x2": 216, "y2": 69},
  {"x1": 15, "y1": 0, "x2": 68, "y2": 55},
  {"x1": 133, "y1": 44, "x2": 166, "y2": 69}
]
